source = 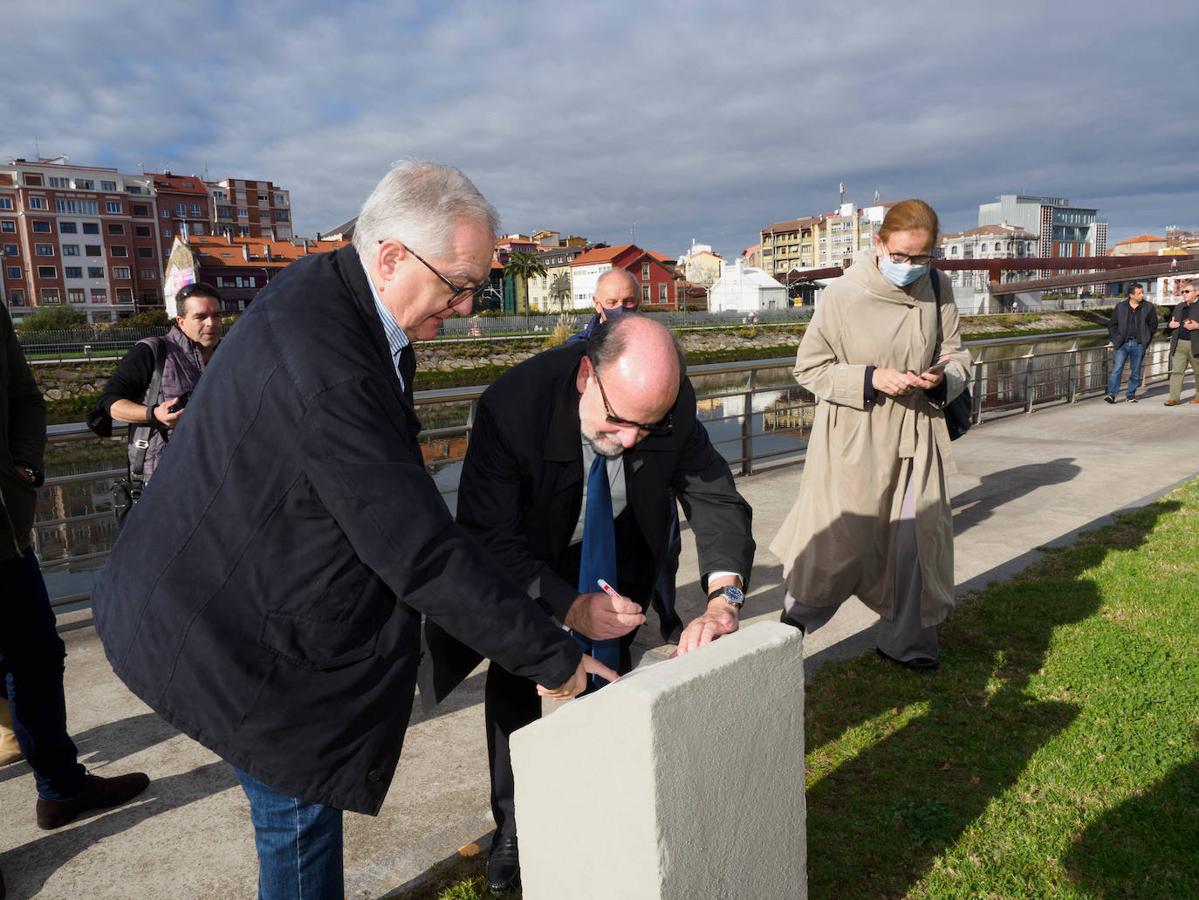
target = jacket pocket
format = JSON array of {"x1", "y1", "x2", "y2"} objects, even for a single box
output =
[{"x1": 258, "y1": 610, "x2": 379, "y2": 671}]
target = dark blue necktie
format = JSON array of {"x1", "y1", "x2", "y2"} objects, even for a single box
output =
[{"x1": 575, "y1": 453, "x2": 620, "y2": 683}]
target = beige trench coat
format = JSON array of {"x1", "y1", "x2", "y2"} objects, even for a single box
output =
[{"x1": 769, "y1": 252, "x2": 972, "y2": 627}]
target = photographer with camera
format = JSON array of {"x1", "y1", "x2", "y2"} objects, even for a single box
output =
[{"x1": 97, "y1": 283, "x2": 223, "y2": 490}]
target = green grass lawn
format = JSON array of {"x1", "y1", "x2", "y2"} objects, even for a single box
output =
[{"x1": 414, "y1": 479, "x2": 1199, "y2": 899}]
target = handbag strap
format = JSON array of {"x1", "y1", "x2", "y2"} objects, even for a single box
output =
[
  {"x1": 929, "y1": 267, "x2": 944, "y2": 367},
  {"x1": 129, "y1": 339, "x2": 166, "y2": 486}
]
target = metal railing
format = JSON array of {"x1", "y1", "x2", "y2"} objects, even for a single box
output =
[{"x1": 37, "y1": 329, "x2": 1182, "y2": 611}]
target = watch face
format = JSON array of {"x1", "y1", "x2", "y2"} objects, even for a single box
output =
[{"x1": 722, "y1": 587, "x2": 745, "y2": 606}]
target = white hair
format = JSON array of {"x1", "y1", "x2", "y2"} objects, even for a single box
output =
[
  {"x1": 595, "y1": 267, "x2": 641, "y2": 297},
  {"x1": 352, "y1": 160, "x2": 500, "y2": 269}
]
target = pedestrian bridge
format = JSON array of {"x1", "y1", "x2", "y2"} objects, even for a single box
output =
[{"x1": 2, "y1": 359, "x2": 1196, "y2": 898}]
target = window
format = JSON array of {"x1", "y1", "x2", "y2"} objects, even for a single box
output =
[
  {"x1": 82, "y1": 222, "x2": 99, "y2": 234},
  {"x1": 217, "y1": 206, "x2": 232, "y2": 219},
  {"x1": 641, "y1": 263, "x2": 650, "y2": 280},
  {"x1": 48, "y1": 176, "x2": 70, "y2": 188},
  {"x1": 192, "y1": 223, "x2": 204, "y2": 235},
  {"x1": 64, "y1": 266, "x2": 82, "y2": 278},
  {"x1": 37, "y1": 265, "x2": 57, "y2": 278},
  {"x1": 116, "y1": 288, "x2": 133, "y2": 303},
  {"x1": 85, "y1": 245, "x2": 102, "y2": 256},
  {"x1": 659, "y1": 283, "x2": 667, "y2": 303},
  {"x1": 105, "y1": 201, "x2": 122, "y2": 214},
  {"x1": 25, "y1": 174, "x2": 43, "y2": 187},
  {"x1": 275, "y1": 194, "x2": 286, "y2": 206},
  {"x1": 35, "y1": 244, "x2": 54, "y2": 256},
  {"x1": 190, "y1": 204, "x2": 201, "y2": 217},
  {"x1": 40, "y1": 288, "x2": 60, "y2": 304},
  {"x1": 3, "y1": 244, "x2": 18, "y2": 256},
  {"x1": 76, "y1": 179, "x2": 95, "y2": 190},
  {"x1": 140, "y1": 268, "x2": 157, "y2": 280},
  {"x1": 112, "y1": 266, "x2": 131, "y2": 279},
  {"x1": 60, "y1": 221, "x2": 77, "y2": 233},
  {"x1": 238, "y1": 226, "x2": 250, "y2": 237},
  {"x1": 175, "y1": 203, "x2": 186, "y2": 216},
  {"x1": 0, "y1": 220, "x2": 13, "y2": 233},
  {"x1": 274, "y1": 210, "x2": 289, "y2": 222},
  {"x1": 127, "y1": 185, "x2": 144, "y2": 195},
  {"x1": 56, "y1": 199, "x2": 98, "y2": 214},
  {"x1": 87, "y1": 266, "x2": 103, "y2": 278},
  {"x1": 29, "y1": 197, "x2": 47, "y2": 210},
  {"x1": 131, "y1": 203, "x2": 149, "y2": 217},
  {"x1": 160, "y1": 209, "x2": 169, "y2": 218},
  {"x1": 6, "y1": 266, "x2": 20, "y2": 279},
  {"x1": 137, "y1": 246, "x2": 154, "y2": 258},
  {"x1": 141, "y1": 290, "x2": 158, "y2": 303},
  {"x1": 212, "y1": 190, "x2": 226, "y2": 200},
  {"x1": 110, "y1": 245, "x2": 128, "y2": 257},
  {"x1": 135, "y1": 225, "x2": 151, "y2": 237},
  {"x1": 90, "y1": 288, "x2": 108, "y2": 302},
  {"x1": 162, "y1": 227, "x2": 172, "y2": 237},
  {"x1": 107, "y1": 223, "x2": 125, "y2": 235},
  {"x1": 0, "y1": 197, "x2": 11, "y2": 210},
  {"x1": 642, "y1": 284, "x2": 650, "y2": 302},
  {"x1": 68, "y1": 289, "x2": 85, "y2": 304},
  {"x1": 101, "y1": 180, "x2": 117, "y2": 192},
  {"x1": 8, "y1": 289, "x2": 24, "y2": 305},
  {"x1": 32, "y1": 221, "x2": 52, "y2": 233},
  {"x1": 237, "y1": 208, "x2": 248, "y2": 218}
]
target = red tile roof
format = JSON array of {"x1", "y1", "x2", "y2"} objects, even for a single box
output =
[
  {"x1": 146, "y1": 172, "x2": 208, "y2": 195},
  {"x1": 1114, "y1": 233, "x2": 1166, "y2": 245},
  {"x1": 185, "y1": 234, "x2": 347, "y2": 269},
  {"x1": 571, "y1": 244, "x2": 636, "y2": 266}
]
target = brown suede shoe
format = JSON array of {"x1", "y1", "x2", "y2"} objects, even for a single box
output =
[
  {"x1": 1164, "y1": 399, "x2": 1180, "y2": 407},
  {"x1": 36, "y1": 772, "x2": 150, "y2": 830}
]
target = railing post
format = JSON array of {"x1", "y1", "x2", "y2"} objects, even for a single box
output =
[
  {"x1": 971, "y1": 356, "x2": 984, "y2": 425},
  {"x1": 1023, "y1": 350, "x2": 1035, "y2": 413},
  {"x1": 1067, "y1": 339, "x2": 1079, "y2": 403},
  {"x1": 741, "y1": 369, "x2": 756, "y2": 476}
]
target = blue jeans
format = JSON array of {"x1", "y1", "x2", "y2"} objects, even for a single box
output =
[
  {"x1": 1107, "y1": 340, "x2": 1145, "y2": 398},
  {"x1": 234, "y1": 767, "x2": 344, "y2": 900},
  {"x1": 0, "y1": 547, "x2": 88, "y2": 801}
]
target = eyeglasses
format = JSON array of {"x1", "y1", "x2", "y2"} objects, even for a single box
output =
[
  {"x1": 381, "y1": 241, "x2": 490, "y2": 309},
  {"x1": 588, "y1": 361, "x2": 673, "y2": 436},
  {"x1": 884, "y1": 250, "x2": 934, "y2": 266}
]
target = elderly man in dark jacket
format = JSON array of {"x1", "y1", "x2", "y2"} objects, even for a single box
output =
[
  {"x1": 0, "y1": 306, "x2": 148, "y2": 898},
  {"x1": 92, "y1": 162, "x2": 608, "y2": 899}
]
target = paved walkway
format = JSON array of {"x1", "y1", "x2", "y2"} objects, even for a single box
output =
[{"x1": 2, "y1": 381, "x2": 1197, "y2": 899}]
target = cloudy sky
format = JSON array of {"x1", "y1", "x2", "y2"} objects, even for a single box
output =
[{"x1": 6, "y1": 1, "x2": 1196, "y2": 259}]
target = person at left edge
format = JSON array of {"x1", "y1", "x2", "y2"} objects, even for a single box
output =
[{"x1": 92, "y1": 161, "x2": 607, "y2": 900}]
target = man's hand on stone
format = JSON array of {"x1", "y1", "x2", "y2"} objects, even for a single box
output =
[
  {"x1": 152, "y1": 398, "x2": 184, "y2": 429},
  {"x1": 673, "y1": 600, "x2": 739, "y2": 657},
  {"x1": 538, "y1": 654, "x2": 620, "y2": 700},
  {"x1": 564, "y1": 590, "x2": 645, "y2": 640}
]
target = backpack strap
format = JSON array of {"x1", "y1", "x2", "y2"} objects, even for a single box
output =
[{"x1": 128, "y1": 339, "x2": 166, "y2": 487}]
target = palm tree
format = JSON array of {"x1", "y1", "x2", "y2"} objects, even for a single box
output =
[
  {"x1": 549, "y1": 271, "x2": 571, "y2": 311},
  {"x1": 503, "y1": 252, "x2": 547, "y2": 314}
]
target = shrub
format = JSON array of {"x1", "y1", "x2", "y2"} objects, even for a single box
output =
[{"x1": 17, "y1": 306, "x2": 88, "y2": 333}]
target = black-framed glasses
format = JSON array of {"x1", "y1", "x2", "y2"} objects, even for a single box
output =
[
  {"x1": 588, "y1": 362, "x2": 673, "y2": 436},
  {"x1": 884, "y1": 250, "x2": 934, "y2": 266},
  {"x1": 380, "y1": 240, "x2": 490, "y2": 309}
]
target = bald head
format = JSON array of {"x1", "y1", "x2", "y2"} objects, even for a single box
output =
[{"x1": 577, "y1": 316, "x2": 684, "y2": 456}]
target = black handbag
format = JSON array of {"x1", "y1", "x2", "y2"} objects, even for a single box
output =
[
  {"x1": 929, "y1": 272, "x2": 971, "y2": 440},
  {"x1": 110, "y1": 341, "x2": 166, "y2": 527}
]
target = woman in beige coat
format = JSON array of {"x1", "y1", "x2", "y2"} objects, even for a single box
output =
[{"x1": 770, "y1": 199, "x2": 971, "y2": 670}]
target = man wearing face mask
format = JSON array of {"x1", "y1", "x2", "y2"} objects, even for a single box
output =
[
  {"x1": 772, "y1": 199, "x2": 972, "y2": 672},
  {"x1": 569, "y1": 267, "x2": 642, "y2": 342}
]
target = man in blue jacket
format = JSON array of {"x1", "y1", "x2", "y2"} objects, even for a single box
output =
[{"x1": 92, "y1": 162, "x2": 610, "y2": 899}]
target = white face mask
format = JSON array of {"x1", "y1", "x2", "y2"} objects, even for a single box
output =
[{"x1": 878, "y1": 254, "x2": 929, "y2": 287}]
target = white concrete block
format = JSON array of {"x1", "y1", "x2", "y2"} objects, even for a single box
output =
[{"x1": 511, "y1": 622, "x2": 807, "y2": 900}]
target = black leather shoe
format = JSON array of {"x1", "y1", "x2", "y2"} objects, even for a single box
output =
[
  {"x1": 36, "y1": 772, "x2": 150, "y2": 830},
  {"x1": 1, "y1": 861, "x2": 6, "y2": 900},
  {"x1": 876, "y1": 648, "x2": 939, "y2": 672},
  {"x1": 779, "y1": 609, "x2": 805, "y2": 634},
  {"x1": 486, "y1": 834, "x2": 520, "y2": 894}
]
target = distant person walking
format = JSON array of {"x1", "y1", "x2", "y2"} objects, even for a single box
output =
[
  {"x1": 1164, "y1": 280, "x2": 1199, "y2": 406},
  {"x1": 1104, "y1": 283, "x2": 1157, "y2": 403},
  {"x1": 771, "y1": 199, "x2": 972, "y2": 671}
]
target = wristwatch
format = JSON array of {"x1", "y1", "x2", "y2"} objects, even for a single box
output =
[{"x1": 707, "y1": 585, "x2": 745, "y2": 609}]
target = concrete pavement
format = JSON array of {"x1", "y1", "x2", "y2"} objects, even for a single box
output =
[{"x1": 1, "y1": 379, "x2": 1197, "y2": 899}]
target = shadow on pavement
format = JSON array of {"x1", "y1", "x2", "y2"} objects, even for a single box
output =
[
  {"x1": 0, "y1": 760, "x2": 239, "y2": 898},
  {"x1": 952, "y1": 457, "x2": 1080, "y2": 535}
]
